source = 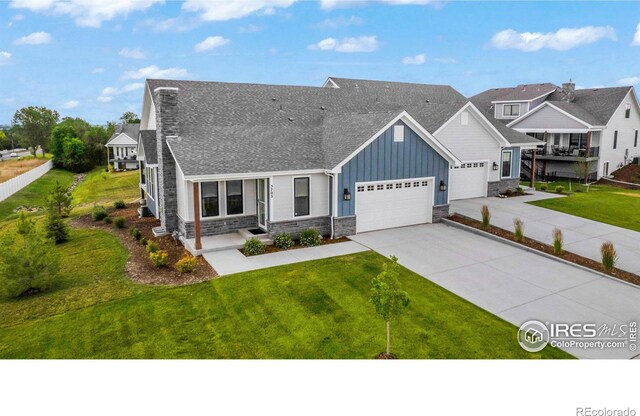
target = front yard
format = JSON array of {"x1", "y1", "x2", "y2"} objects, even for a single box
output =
[{"x1": 527, "y1": 181, "x2": 640, "y2": 232}]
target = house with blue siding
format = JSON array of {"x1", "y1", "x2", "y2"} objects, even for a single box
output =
[{"x1": 136, "y1": 77, "x2": 539, "y2": 255}]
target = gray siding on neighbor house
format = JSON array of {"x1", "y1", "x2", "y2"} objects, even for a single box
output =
[
  {"x1": 337, "y1": 121, "x2": 450, "y2": 217},
  {"x1": 512, "y1": 105, "x2": 587, "y2": 130}
]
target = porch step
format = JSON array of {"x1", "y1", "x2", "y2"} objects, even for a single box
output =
[{"x1": 181, "y1": 229, "x2": 273, "y2": 257}]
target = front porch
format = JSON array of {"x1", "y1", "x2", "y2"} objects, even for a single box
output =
[{"x1": 182, "y1": 228, "x2": 272, "y2": 256}]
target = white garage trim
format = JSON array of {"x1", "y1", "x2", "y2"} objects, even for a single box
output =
[
  {"x1": 355, "y1": 177, "x2": 435, "y2": 233},
  {"x1": 448, "y1": 160, "x2": 489, "y2": 201}
]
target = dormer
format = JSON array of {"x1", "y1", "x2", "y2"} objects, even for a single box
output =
[{"x1": 491, "y1": 83, "x2": 557, "y2": 120}]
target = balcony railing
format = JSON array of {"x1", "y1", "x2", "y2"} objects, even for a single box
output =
[{"x1": 535, "y1": 146, "x2": 600, "y2": 158}]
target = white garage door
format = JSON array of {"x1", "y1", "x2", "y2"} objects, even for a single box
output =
[
  {"x1": 449, "y1": 161, "x2": 488, "y2": 201},
  {"x1": 355, "y1": 177, "x2": 434, "y2": 233}
]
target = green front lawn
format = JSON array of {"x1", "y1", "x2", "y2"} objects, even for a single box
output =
[
  {"x1": 0, "y1": 250, "x2": 570, "y2": 359},
  {"x1": 72, "y1": 168, "x2": 140, "y2": 212},
  {"x1": 528, "y1": 181, "x2": 640, "y2": 232},
  {"x1": 0, "y1": 168, "x2": 75, "y2": 222}
]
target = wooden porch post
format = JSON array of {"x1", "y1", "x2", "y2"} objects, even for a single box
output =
[{"x1": 193, "y1": 182, "x2": 202, "y2": 250}]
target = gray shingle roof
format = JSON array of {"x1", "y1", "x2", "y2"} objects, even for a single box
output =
[
  {"x1": 147, "y1": 78, "x2": 472, "y2": 176},
  {"x1": 139, "y1": 130, "x2": 157, "y2": 165},
  {"x1": 106, "y1": 123, "x2": 140, "y2": 145}
]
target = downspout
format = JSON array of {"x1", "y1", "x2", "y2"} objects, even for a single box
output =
[{"x1": 323, "y1": 170, "x2": 336, "y2": 239}]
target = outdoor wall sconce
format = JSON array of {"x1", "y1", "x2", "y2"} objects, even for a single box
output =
[
  {"x1": 343, "y1": 188, "x2": 351, "y2": 201},
  {"x1": 439, "y1": 181, "x2": 447, "y2": 192},
  {"x1": 492, "y1": 162, "x2": 499, "y2": 171}
]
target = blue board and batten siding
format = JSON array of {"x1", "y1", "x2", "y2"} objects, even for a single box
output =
[
  {"x1": 337, "y1": 122, "x2": 450, "y2": 217},
  {"x1": 505, "y1": 146, "x2": 521, "y2": 178}
]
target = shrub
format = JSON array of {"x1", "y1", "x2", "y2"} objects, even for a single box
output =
[
  {"x1": 504, "y1": 188, "x2": 514, "y2": 197},
  {"x1": 515, "y1": 186, "x2": 525, "y2": 195},
  {"x1": 273, "y1": 232, "x2": 294, "y2": 249},
  {"x1": 45, "y1": 213, "x2": 69, "y2": 244},
  {"x1": 480, "y1": 205, "x2": 491, "y2": 229},
  {"x1": 140, "y1": 237, "x2": 148, "y2": 246},
  {"x1": 513, "y1": 218, "x2": 524, "y2": 242},
  {"x1": 175, "y1": 254, "x2": 197, "y2": 273},
  {"x1": 149, "y1": 250, "x2": 169, "y2": 267},
  {"x1": 146, "y1": 241, "x2": 158, "y2": 253},
  {"x1": 103, "y1": 216, "x2": 113, "y2": 224},
  {"x1": 300, "y1": 228, "x2": 322, "y2": 247},
  {"x1": 243, "y1": 238, "x2": 266, "y2": 256},
  {"x1": 601, "y1": 242, "x2": 617, "y2": 272},
  {"x1": 552, "y1": 228, "x2": 563, "y2": 254},
  {"x1": 92, "y1": 205, "x2": 108, "y2": 221},
  {"x1": 114, "y1": 199, "x2": 126, "y2": 209},
  {"x1": 113, "y1": 217, "x2": 126, "y2": 229},
  {"x1": 555, "y1": 185, "x2": 564, "y2": 194},
  {"x1": 129, "y1": 227, "x2": 141, "y2": 240},
  {"x1": 539, "y1": 183, "x2": 548, "y2": 191}
]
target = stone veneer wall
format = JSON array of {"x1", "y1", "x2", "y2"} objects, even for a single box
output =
[
  {"x1": 334, "y1": 216, "x2": 356, "y2": 238},
  {"x1": 267, "y1": 216, "x2": 331, "y2": 239},
  {"x1": 179, "y1": 215, "x2": 258, "y2": 239},
  {"x1": 154, "y1": 87, "x2": 179, "y2": 233},
  {"x1": 487, "y1": 178, "x2": 520, "y2": 196},
  {"x1": 432, "y1": 204, "x2": 450, "y2": 222}
]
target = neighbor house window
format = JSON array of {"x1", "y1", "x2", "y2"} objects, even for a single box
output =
[
  {"x1": 569, "y1": 133, "x2": 586, "y2": 149},
  {"x1": 613, "y1": 131, "x2": 618, "y2": 149},
  {"x1": 501, "y1": 150, "x2": 512, "y2": 178},
  {"x1": 503, "y1": 104, "x2": 520, "y2": 117},
  {"x1": 625, "y1": 103, "x2": 631, "y2": 119},
  {"x1": 226, "y1": 180, "x2": 243, "y2": 215},
  {"x1": 635, "y1": 130, "x2": 638, "y2": 147},
  {"x1": 201, "y1": 182, "x2": 219, "y2": 217},
  {"x1": 146, "y1": 167, "x2": 155, "y2": 199},
  {"x1": 294, "y1": 177, "x2": 310, "y2": 217}
]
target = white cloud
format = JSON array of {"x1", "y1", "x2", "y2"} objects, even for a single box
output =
[
  {"x1": 433, "y1": 57, "x2": 457, "y2": 64},
  {"x1": 0, "y1": 51, "x2": 12, "y2": 66},
  {"x1": 402, "y1": 53, "x2": 426, "y2": 65},
  {"x1": 315, "y1": 15, "x2": 363, "y2": 29},
  {"x1": 633, "y1": 23, "x2": 640, "y2": 46},
  {"x1": 61, "y1": 100, "x2": 79, "y2": 109},
  {"x1": 182, "y1": 0, "x2": 296, "y2": 21},
  {"x1": 14, "y1": 31, "x2": 51, "y2": 45},
  {"x1": 320, "y1": 0, "x2": 438, "y2": 9},
  {"x1": 490, "y1": 26, "x2": 616, "y2": 52},
  {"x1": 102, "y1": 83, "x2": 144, "y2": 96},
  {"x1": 239, "y1": 24, "x2": 263, "y2": 33},
  {"x1": 308, "y1": 35, "x2": 379, "y2": 52},
  {"x1": 92, "y1": 67, "x2": 105, "y2": 73},
  {"x1": 122, "y1": 65, "x2": 189, "y2": 80},
  {"x1": 10, "y1": 0, "x2": 163, "y2": 28},
  {"x1": 618, "y1": 76, "x2": 640, "y2": 86},
  {"x1": 97, "y1": 96, "x2": 113, "y2": 103},
  {"x1": 119, "y1": 47, "x2": 147, "y2": 59},
  {"x1": 194, "y1": 36, "x2": 231, "y2": 52}
]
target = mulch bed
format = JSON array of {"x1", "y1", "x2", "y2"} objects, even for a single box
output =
[
  {"x1": 240, "y1": 236, "x2": 350, "y2": 257},
  {"x1": 596, "y1": 164, "x2": 640, "y2": 189},
  {"x1": 72, "y1": 204, "x2": 217, "y2": 285},
  {"x1": 449, "y1": 214, "x2": 640, "y2": 287},
  {"x1": 375, "y1": 352, "x2": 397, "y2": 359}
]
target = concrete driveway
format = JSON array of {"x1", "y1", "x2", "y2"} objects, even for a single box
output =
[
  {"x1": 451, "y1": 191, "x2": 640, "y2": 275},
  {"x1": 350, "y1": 224, "x2": 640, "y2": 359}
]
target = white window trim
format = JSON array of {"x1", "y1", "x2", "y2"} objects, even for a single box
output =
[
  {"x1": 224, "y1": 180, "x2": 245, "y2": 217},
  {"x1": 502, "y1": 103, "x2": 521, "y2": 118},
  {"x1": 501, "y1": 150, "x2": 513, "y2": 179},
  {"x1": 200, "y1": 181, "x2": 220, "y2": 219},
  {"x1": 292, "y1": 176, "x2": 311, "y2": 218}
]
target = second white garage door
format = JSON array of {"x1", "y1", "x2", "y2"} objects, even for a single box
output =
[
  {"x1": 448, "y1": 162, "x2": 488, "y2": 201},
  {"x1": 355, "y1": 177, "x2": 434, "y2": 233}
]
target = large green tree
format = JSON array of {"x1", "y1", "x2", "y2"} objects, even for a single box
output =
[
  {"x1": 370, "y1": 256, "x2": 410, "y2": 357},
  {"x1": 0, "y1": 130, "x2": 8, "y2": 150},
  {"x1": 12, "y1": 106, "x2": 60, "y2": 156},
  {"x1": 62, "y1": 137, "x2": 86, "y2": 172},
  {"x1": 120, "y1": 111, "x2": 141, "y2": 124}
]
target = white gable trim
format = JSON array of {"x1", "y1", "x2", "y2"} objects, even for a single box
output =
[
  {"x1": 506, "y1": 101, "x2": 594, "y2": 129},
  {"x1": 433, "y1": 102, "x2": 510, "y2": 147},
  {"x1": 604, "y1": 87, "x2": 638, "y2": 126},
  {"x1": 322, "y1": 78, "x2": 340, "y2": 88},
  {"x1": 330, "y1": 111, "x2": 460, "y2": 174},
  {"x1": 105, "y1": 133, "x2": 138, "y2": 147}
]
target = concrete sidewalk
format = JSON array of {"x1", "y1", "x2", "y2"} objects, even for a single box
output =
[
  {"x1": 451, "y1": 191, "x2": 640, "y2": 275},
  {"x1": 203, "y1": 241, "x2": 368, "y2": 276}
]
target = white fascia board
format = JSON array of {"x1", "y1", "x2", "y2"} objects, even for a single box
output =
[
  {"x1": 322, "y1": 78, "x2": 340, "y2": 88},
  {"x1": 433, "y1": 102, "x2": 509, "y2": 147},
  {"x1": 330, "y1": 111, "x2": 460, "y2": 174},
  {"x1": 184, "y1": 169, "x2": 326, "y2": 182},
  {"x1": 105, "y1": 133, "x2": 137, "y2": 147},
  {"x1": 506, "y1": 101, "x2": 592, "y2": 129},
  {"x1": 510, "y1": 142, "x2": 542, "y2": 150},
  {"x1": 512, "y1": 128, "x2": 593, "y2": 134},
  {"x1": 603, "y1": 87, "x2": 637, "y2": 126}
]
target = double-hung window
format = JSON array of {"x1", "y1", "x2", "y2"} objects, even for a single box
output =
[
  {"x1": 226, "y1": 180, "x2": 244, "y2": 215},
  {"x1": 625, "y1": 103, "x2": 631, "y2": 119},
  {"x1": 294, "y1": 177, "x2": 310, "y2": 217},
  {"x1": 503, "y1": 104, "x2": 520, "y2": 117},
  {"x1": 501, "y1": 150, "x2": 512, "y2": 178},
  {"x1": 201, "y1": 182, "x2": 219, "y2": 217}
]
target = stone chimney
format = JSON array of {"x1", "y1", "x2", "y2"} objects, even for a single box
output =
[
  {"x1": 562, "y1": 80, "x2": 575, "y2": 102},
  {"x1": 154, "y1": 87, "x2": 179, "y2": 234}
]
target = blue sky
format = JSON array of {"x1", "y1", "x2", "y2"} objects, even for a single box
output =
[{"x1": 1, "y1": 1, "x2": 639, "y2": 125}]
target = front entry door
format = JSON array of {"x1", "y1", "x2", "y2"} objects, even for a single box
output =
[{"x1": 257, "y1": 179, "x2": 267, "y2": 229}]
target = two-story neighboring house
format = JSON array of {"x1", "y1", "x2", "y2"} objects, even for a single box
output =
[
  {"x1": 105, "y1": 123, "x2": 140, "y2": 171},
  {"x1": 471, "y1": 81, "x2": 640, "y2": 181}
]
